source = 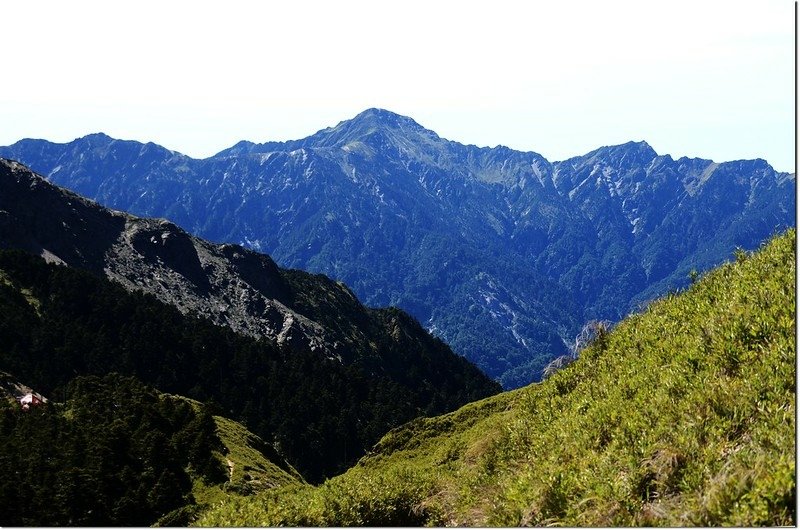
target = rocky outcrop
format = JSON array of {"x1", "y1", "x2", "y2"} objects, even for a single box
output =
[{"x1": 0, "y1": 159, "x2": 337, "y2": 358}]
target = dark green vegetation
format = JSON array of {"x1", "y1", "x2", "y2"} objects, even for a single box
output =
[
  {"x1": 0, "y1": 373, "x2": 229, "y2": 526},
  {"x1": 0, "y1": 250, "x2": 498, "y2": 483},
  {"x1": 0, "y1": 372, "x2": 303, "y2": 527},
  {"x1": 197, "y1": 229, "x2": 796, "y2": 526},
  {"x1": 2, "y1": 109, "x2": 793, "y2": 387}
]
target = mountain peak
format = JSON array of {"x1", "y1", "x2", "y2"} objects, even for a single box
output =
[
  {"x1": 335, "y1": 108, "x2": 430, "y2": 138},
  {"x1": 78, "y1": 132, "x2": 115, "y2": 146},
  {"x1": 350, "y1": 108, "x2": 418, "y2": 128},
  {"x1": 602, "y1": 140, "x2": 656, "y2": 156},
  {"x1": 83, "y1": 132, "x2": 112, "y2": 140},
  {"x1": 573, "y1": 140, "x2": 658, "y2": 167},
  {"x1": 301, "y1": 108, "x2": 439, "y2": 150}
]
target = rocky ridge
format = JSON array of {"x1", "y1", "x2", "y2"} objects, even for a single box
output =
[
  {"x1": 0, "y1": 158, "x2": 376, "y2": 362},
  {"x1": 1, "y1": 109, "x2": 794, "y2": 387}
]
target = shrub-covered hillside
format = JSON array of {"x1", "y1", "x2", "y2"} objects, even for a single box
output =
[{"x1": 197, "y1": 229, "x2": 796, "y2": 526}]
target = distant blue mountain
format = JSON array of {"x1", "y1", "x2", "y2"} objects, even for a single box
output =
[{"x1": 2, "y1": 108, "x2": 794, "y2": 387}]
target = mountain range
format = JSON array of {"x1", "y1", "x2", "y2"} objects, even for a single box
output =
[
  {"x1": 0, "y1": 158, "x2": 499, "y2": 483},
  {"x1": 1, "y1": 108, "x2": 794, "y2": 387}
]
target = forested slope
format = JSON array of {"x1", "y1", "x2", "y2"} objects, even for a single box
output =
[
  {"x1": 0, "y1": 158, "x2": 500, "y2": 482},
  {"x1": 0, "y1": 249, "x2": 497, "y2": 482},
  {"x1": 0, "y1": 372, "x2": 302, "y2": 526}
]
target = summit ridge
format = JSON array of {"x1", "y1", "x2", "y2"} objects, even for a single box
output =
[{"x1": 1, "y1": 110, "x2": 793, "y2": 387}]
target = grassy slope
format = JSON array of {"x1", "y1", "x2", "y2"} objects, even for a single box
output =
[
  {"x1": 196, "y1": 229, "x2": 796, "y2": 526},
  {"x1": 153, "y1": 396, "x2": 304, "y2": 524}
]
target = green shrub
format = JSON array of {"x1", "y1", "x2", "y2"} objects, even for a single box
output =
[{"x1": 196, "y1": 229, "x2": 796, "y2": 527}]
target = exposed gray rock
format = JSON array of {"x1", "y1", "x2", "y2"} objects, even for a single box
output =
[{"x1": 0, "y1": 159, "x2": 336, "y2": 359}]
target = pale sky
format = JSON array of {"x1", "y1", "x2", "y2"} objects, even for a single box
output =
[{"x1": 1, "y1": 0, "x2": 795, "y2": 171}]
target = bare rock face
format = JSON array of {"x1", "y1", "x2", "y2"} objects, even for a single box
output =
[
  {"x1": 0, "y1": 158, "x2": 336, "y2": 358},
  {"x1": 108, "y1": 217, "x2": 333, "y2": 356}
]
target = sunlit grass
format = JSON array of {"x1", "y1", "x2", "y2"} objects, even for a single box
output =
[{"x1": 196, "y1": 229, "x2": 796, "y2": 526}]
